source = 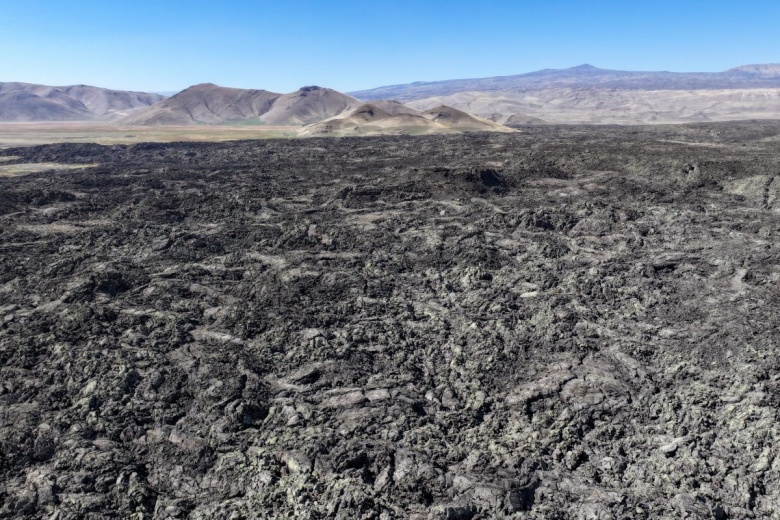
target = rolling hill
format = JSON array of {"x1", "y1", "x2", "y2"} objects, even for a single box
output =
[
  {"x1": 0, "y1": 82, "x2": 164, "y2": 121},
  {"x1": 257, "y1": 86, "x2": 360, "y2": 125},
  {"x1": 123, "y1": 84, "x2": 359, "y2": 126},
  {"x1": 119, "y1": 83, "x2": 281, "y2": 125},
  {"x1": 298, "y1": 102, "x2": 514, "y2": 136}
]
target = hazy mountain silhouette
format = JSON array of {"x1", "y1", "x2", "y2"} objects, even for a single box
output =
[{"x1": 349, "y1": 63, "x2": 780, "y2": 101}]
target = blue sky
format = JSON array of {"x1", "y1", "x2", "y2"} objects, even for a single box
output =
[{"x1": 1, "y1": 0, "x2": 778, "y2": 93}]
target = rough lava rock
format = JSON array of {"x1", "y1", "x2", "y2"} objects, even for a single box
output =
[{"x1": 2, "y1": 122, "x2": 780, "y2": 518}]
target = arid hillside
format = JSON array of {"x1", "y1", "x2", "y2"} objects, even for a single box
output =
[
  {"x1": 407, "y1": 88, "x2": 780, "y2": 125},
  {"x1": 123, "y1": 85, "x2": 360, "y2": 126},
  {"x1": 0, "y1": 82, "x2": 164, "y2": 121},
  {"x1": 299, "y1": 103, "x2": 514, "y2": 136},
  {"x1": 350, "y1": 64, "x2": 780, "y2": 125},
  {"x1": 119, "y1": 84, "x2": 281, "y2": 125},
  {"x1": 258, "y1": 86, "x2": 360, "y2": 126}
]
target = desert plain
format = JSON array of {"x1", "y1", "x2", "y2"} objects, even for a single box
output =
[{"x1": 0, "y1": 123, "x2": 298, "y2": 149}]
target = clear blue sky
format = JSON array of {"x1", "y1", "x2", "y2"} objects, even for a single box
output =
[{"x1": 1, "y1": 0, "x2": 778, "y2": 93}]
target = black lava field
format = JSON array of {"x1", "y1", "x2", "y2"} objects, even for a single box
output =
[{"x1": 3, "y1": 123, "x2": 780, "y2": 519}]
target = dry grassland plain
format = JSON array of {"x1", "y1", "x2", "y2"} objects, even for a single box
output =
[
  {"x1": 0, "y1": 162, "x2": 98, "y2": 177},
  {"x1": 0, "y1": 122, "x2": 298, "y2": 148}
]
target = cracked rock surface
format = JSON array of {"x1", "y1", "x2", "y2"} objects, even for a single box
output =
[{"x1": 2, "y1": 122, "x2": 780, "y2": 518}]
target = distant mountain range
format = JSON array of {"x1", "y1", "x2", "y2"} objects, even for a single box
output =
[
  {"x1": 0, "y1": 81, "x2": 513, "y2": 135},
  {"x1": 348, "y1": 63, "x2": 780, "y2": 101},
  {"x1": 2, "y1": 63, "x2": 780, "y2": 128}
]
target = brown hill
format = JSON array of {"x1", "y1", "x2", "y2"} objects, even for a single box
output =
[
  {"x1": 0, "y1": 82, "x2": 164, "y2": 121},
  {"x1": 0, "y1": 91, "x2": 91, "y2": 122},
  {"x1": 369, "y1": 99, "x2": 424, "y2": 116},
  {"x1": 420, "y1": 105, "x2": 515, "y2": 131},
  {"x1": 298, "y1": 102, "x2": 514, "y2": 136},
  {"x1": 257, "y1": 86, "x2": 359, "y2": 125},
  {"x1": 58, "y1": 85, "x2": 165, "y2": 118},
  {"x1": 122, "y1": 84, "x2": 358, "y2": 126},
  {"x1": 120, "y1": 83, "x2": 281, "y2": 125}
]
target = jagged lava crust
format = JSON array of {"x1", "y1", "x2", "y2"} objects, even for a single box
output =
[{"x1": 2, "y1": 123, "x2": 780, "y2": 518}]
